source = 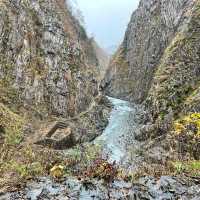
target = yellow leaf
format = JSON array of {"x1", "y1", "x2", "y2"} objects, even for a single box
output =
[
  {"x1": 50, "y1": 165, "x2": 64, "y2": 178},
  {"x1": 191, "y1": 113, "x2": 200, "y2": 120},
  {"x1": 174, "y1": 122, "x2": 185, "y2": 134}
]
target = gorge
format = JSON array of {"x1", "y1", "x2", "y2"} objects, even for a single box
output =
[{"x1": 0, "y1": 0, "x2": 200, "y2": 199}]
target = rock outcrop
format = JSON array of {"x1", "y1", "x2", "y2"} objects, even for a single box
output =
[
  {"x1": 0, "y1": 0, "x2": 100, "y2": 118},
  {"x1": 28, "y1": 95, "x2": 111, "y2": 149},
  {"x1": 103, "y1": 0, "x2": 195, "y2": 103}
]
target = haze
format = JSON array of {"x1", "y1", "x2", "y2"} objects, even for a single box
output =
[{"x1": 75, "y1": 0, "x2": 140, "y2": 52}]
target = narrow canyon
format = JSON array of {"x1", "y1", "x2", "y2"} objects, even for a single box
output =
[{"x1": 0, "y1": 0, "x2": 200, "y2": 199}]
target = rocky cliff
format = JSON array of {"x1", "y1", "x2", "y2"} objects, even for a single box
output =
[
  {"x1": 103, "y1": 0, "x2": 194, "y2": 102},
  {"x1": 0, "y1": 0, "x2": 100, "y2": 119},
  {"x1": 0, "y1": 0, "x2": 112, "y2": 154},
  {"x1": 91, "y1": 39, "x2": 110, "y2": 78},
  {"x1": 145, "y1": 0, "x2": 200, "y2": 159}
]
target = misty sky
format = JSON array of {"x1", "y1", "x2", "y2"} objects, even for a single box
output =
[{"x1": 76, "y1": 0, "x2": 139, "y2": 49}]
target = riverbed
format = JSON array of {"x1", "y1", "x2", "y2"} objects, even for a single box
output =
[{"x1": 94, "y1": 97, "x2": 139, "y2": 163}]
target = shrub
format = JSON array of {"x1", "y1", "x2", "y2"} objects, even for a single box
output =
[{"x1": 173, "y1": 113, "x2": 200, "y2": 159}]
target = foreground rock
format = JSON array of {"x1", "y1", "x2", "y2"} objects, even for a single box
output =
[
  {"x1": 29, "y1": 95, "x2": 112, "y2": 149},
  {"x1": 2, "y1": 176, "x2": 199, "y2": 200}
]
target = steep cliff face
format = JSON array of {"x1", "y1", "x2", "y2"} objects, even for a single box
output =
[
  {"x1": 147, "y1": 1, "x2": 200, "y2": 123},
  {"x1": 91, "y1": 39, "x2": 110, "y2": 78},
  {"x1": 103, "y1": 0, "x2": 193, "y2": 103},
  {"x1": 0, "y1": 0, "x2": 99, "y2": 118},
  {"x1": 145, "y1": 0, "x2": 200, "y2": 159},
  {"x1": 0, "y1": 1, "x2": 112, "y2": 189}
]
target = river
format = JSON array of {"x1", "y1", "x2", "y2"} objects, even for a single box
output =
[{"x1": 94, "y1": 96, "x2": 138, "y2": 163}]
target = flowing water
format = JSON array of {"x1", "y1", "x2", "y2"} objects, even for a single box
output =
[{"x1": 94, "y1": 96, "x2": 138, "y2": 163}]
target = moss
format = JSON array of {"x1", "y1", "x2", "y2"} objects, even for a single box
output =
[
  {"x1": 0, "y1": 145, "x2": 62, "y2": 189},
  {"x1": 0, "y1": 103, "x2": 25, "y2": 145},
  {"x1": 28, "y1": 55, "x2": 48, "y2": 77},
  {"x1": 4, "y1": 161, "x2": 43, "y2": 179},
  {"x1": 153, "y1": 15, "x2": 161, "y2": 24},
  {"x1": 0, "y1": 84, "x2": 19, "y2": 105}
]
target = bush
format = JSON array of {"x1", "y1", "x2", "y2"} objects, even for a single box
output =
[{"x1": 173, "y1": 113, "x2": 200, "y2": 159}]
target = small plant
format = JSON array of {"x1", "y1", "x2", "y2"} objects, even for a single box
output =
[
  {"x1": 173, "y1": 162, "x2": 185, "y2": 173},
  {"x1": 174, "y1": 113, "x2": 200, "y2": 137},
  {"x1": 2, "y1": 160, "x2": 43, "y2": 178},
  {"x1": 85, "y1": 158, "x2": 118, "y2": 182},
  {"x1": 67, "y1": 144, "x2": 102, "y2": 168},
  {"x1": 173, "y1": 113, "x2": 200, "y2": 159},
  {"x1": 50, "y1": 165, "x2": 64, "y2": 179},
  {"x1": 172, "y1": 160, "x2": 200, "y2": 176}
]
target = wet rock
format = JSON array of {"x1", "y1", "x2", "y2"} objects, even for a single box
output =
[
  {"x1": 7, "y1": 176, "x2": 200, "y2": 200},
  {"x1": 35, "y1": 126, "x2": 76, "y2": 150}
]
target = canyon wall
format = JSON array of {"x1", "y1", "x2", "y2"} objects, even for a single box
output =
[
  {"x1": 0, "y1": 0, "x2": 100, "y2": 119},
  {"x1": 146, "y1": 0, "x2": 200, "y2": 134},
  {"x1": 91, "y1": 39, "x2": 110, "y2": 78},
  {"x1": 103, "y1": 0, "x2": 194, "y2": 103}
]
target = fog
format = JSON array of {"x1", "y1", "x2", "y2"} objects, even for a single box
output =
[{"x1": 75, "y1": 0, "x2": 140, "y2": 51}]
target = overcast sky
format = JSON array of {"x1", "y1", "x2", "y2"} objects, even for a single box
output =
[{"x1": 75, "y1": 0, "x2": 140, "y2": 50}]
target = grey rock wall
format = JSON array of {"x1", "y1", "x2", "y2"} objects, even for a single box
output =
[
  {"x1": 0, "y1": 0, "x2": 99, "y2": 118},
  {"x1": 103, "y1": 0, "x2": 193, "y2": 103}
]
